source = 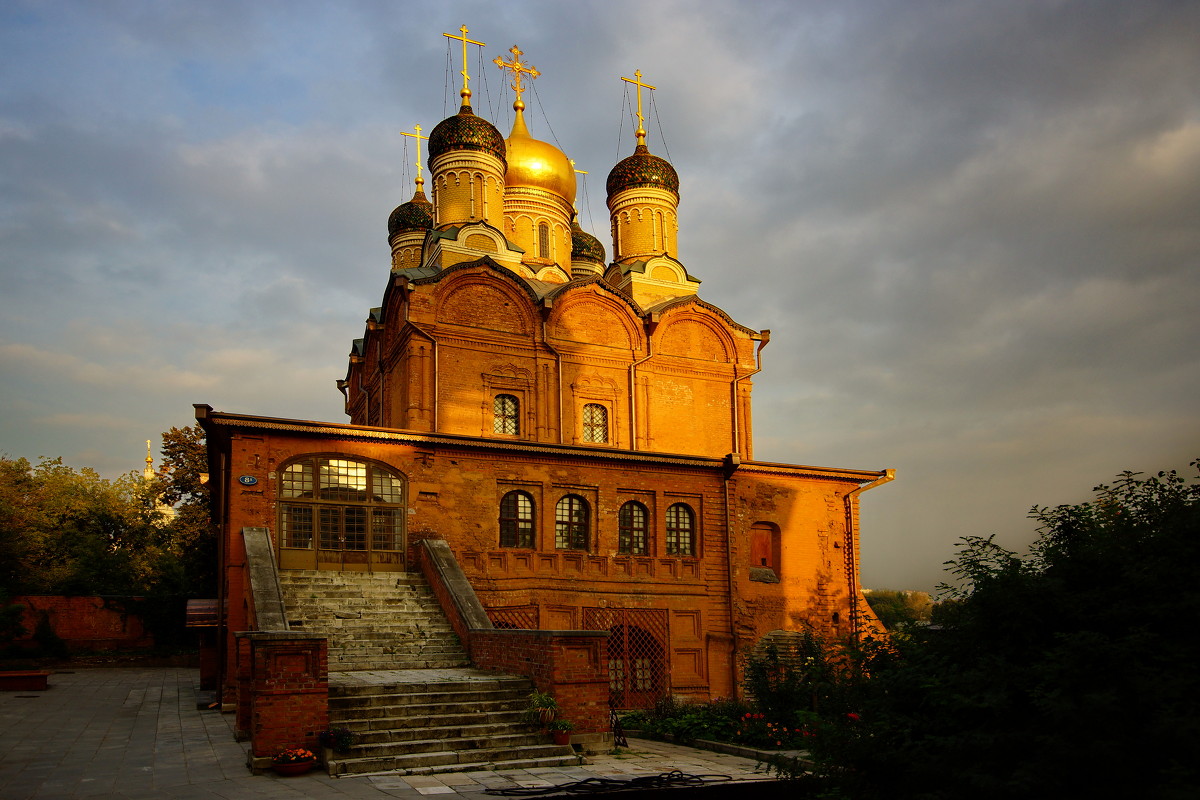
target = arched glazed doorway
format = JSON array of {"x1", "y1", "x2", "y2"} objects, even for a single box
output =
[{"x1": 277, "y1": 455, "x2": 406, "y2": 572}]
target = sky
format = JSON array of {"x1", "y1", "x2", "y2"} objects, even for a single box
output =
[{"x1": 2, "y1": 0, "x2": 1197, "y2": 592}]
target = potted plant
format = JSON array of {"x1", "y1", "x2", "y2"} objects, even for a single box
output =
[
  {"x1": 318, "y1": 727, "x2": 357, "y2": 754},
  {"x1": 271, "y1": 747, "x2": 317, "y2": 776},
  {"x1": 546, "y1": 718, "x2": 574, "y2": 745},
  {"x1": 523, "y1": 690, "x2": 559, "y2": 726}
]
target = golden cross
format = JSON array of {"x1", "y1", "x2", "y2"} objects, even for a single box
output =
[
  {"x1": 621, "y1": 69, "x2": 656, "y2": 146},
  {"x1": 570, "y1": 160, "x2": 587, "y2": 211},
  {"x1": 400, "y1": 124, "x2": 428, "y2": 187},
  {"x1": 494, "y1": 45, "x2": 540, "y2": 106},
  {"x1": 443, "y1": 25, "x2": 485, "y2": 104}
]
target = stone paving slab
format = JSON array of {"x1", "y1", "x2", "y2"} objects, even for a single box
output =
[{"x1": 0, "y1": 668, "x2": 779, "y2": 799}]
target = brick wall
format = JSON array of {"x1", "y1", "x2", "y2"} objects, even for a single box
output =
[
  {"x1": 10, "y1": 596, "x2": 154, "y2": 652},
  {"x1": 235, "y1": 632, "x2": 329, "y2": 764},
  {"x1": 472, "y1": 629, "x2": 610, "y2": 734}
]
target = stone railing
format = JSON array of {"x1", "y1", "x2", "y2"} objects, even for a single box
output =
[{"x1": 418, "y1": 538, "x2": 612, "y2": 745}]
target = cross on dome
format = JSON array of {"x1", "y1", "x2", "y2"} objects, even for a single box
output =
[
  {"x1": 400, "y1": 124, "x2": 428, "y2": 189},
  {"x1": 621, "y1": 69, "x2": 656, "y2": 147},
  {"x1": 443, "y1": 25, "x2": 485, "y2": 106},
  {"x1": 494, "y1": 45, "x2": 540, "y2": 110}
]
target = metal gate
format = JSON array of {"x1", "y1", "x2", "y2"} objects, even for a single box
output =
[{"x1": 583, "y1": 608, "x2": 669, "y2": 709}]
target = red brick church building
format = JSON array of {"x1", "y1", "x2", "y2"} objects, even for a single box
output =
[{"x1": 199, "y1": 39, "x2": 892, "y2": 724}]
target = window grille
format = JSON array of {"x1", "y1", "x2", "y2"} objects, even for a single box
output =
[
  {"x1": 487, "y1": 606, "x2": 539, "y2": 629},
  {"x1": 555, "y1": 494, "x2": 589, "y2": 550},
  {"x1": 666, "y1": 502, "x2": 695, "y2": 556},
  {"x1": 582, "y1": 403, "x2": 609, "y2": 443},
  {"x1": 494, "y1": 394, "x2": 520, "y2": 435},
  {"x1": 538, "y1": 222, "x2": 550, "y2": 259},
  {"x1": 618, "y1": 501, "x2": 648, "y2": 555},
  {"x1": 500, "y1": 491, "x2": 535, "y2": 548},
  {"x1": 583, "y1": 607, "x2": 669, "y2": 709}
]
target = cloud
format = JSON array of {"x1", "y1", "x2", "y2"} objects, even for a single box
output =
[{"x1": 1, "y1": 0, "x2": 1197, "y2": 590}]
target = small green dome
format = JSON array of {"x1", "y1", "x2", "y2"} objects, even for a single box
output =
[
  {"x1": 388, "y1": 190, "x2": 433, "y2": 236},
  {"x1": 570, "y1": 221, "x2": 605, "y2": 264},
  {"x1": 606, "y1": 144, "x2": 679, "y2": 200},
  {"x1": 427, "y1": 106, "x2": 507, "y2": 166}
]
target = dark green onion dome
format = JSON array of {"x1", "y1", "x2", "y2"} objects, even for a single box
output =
[
  {"x1": 570, "y1": 220, "x2": 606, "y2": 263},
  {"x1": 388, "y1": 189, "x2": 433, "y2": 236},
  {"x1": 606, "y1": 144, "x2": 679, "y2": 200},
  {"x1": 427, "y1": 105, "x2": 507, "y2": 167}
]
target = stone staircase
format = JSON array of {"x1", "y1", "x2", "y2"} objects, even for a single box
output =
[
  {"x1": 279, "y1": 570, "x2": 469, "y2": 671},
  {"x1": 278, "y1": 570, "x2": 577, "y2": 776},
  {"x1": 325, "y1": 672, "x2": 578, "y2": 776}
]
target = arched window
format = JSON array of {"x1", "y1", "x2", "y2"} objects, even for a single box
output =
[
  {"x1": 499, "y1": 491, "x2": 535, "y2": 548},
  {"x1": 279, "y1": 456, "x2": 404, "y2": 552},
  {"x1": 665, "y1": 502, "x2": 695, "y2": 556},
  {"x1": 555, "y1": 494, "x2": 589, "y2": 551},
  {"x1": 493, "y1": 394, "x2": 519, "y2": 435},
  {"x1": 582, "y1": 403, "x2": 609, "y2": 443},
  {"x1": 538, "y1": 221, "x2": 550, "y2": 259},
  {"x1": 618, "y1": 501, "x2": 648, "y2": 555}
]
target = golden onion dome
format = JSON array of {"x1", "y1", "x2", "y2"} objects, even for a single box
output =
[{"x1": 504, "y1": 105, "x2": 576, "y2": 204}]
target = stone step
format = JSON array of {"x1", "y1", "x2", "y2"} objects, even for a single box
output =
[
  {"x1": 277, "y1": 573, "x2": 427, "y2": 585},
  {"x1": 351, "y1": 731, "x2": 549, "y2": 757},
  {"x1": 334, "y1": 710, "x2": 525, "y2": 732},
  {"x1": 333, "y1": 654, "x2": 462, "y2": 668},
  {"x1": 295, "y1": 629, "x2": 458, "y2": 641},
  {"x1": 330, "y1": 678, "x2": 531, "y2": 698},
  {"x1": 328, "y1": 744, "x2": 576, "y2": 777},
  {"x1": 280, "y1": 585, "x2": 432, "y2": 597},
  {"x1": 332, "y1": 661, "x2": 472, "y2": 673},
  {"x1": 394, "y1": 754, "x2": 581, "y2": 777},
  {"x1": 288, "y1": 620, "x2": 457, "y2": 631},
  {"x1": 345, "y1": 721, "x2": 533, "y2": 745},
  {"x1": 330, "y1": 687, "x2": 526, "y2": 706},
  {"x1": 336, "y1": 705, "x2": 528, "y2": 724}
]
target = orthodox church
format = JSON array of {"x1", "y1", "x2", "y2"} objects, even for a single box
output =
[{"x1": 200, "y1": 33, "x2": 892, "y2": 713}]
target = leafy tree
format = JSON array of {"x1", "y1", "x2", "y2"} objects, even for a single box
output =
[
  {"x1": 864, "y1": 589, "x2": 932, "y2": 630},
  {"x1": 0, "y1": 456, "x2": 167, "y2": 596},
  {"x1": 157, "y1": 425, "x2": 214, "y2": 596},
  {"x1": 807, "y1": 460, "x2": 1200, "y2": 799}
]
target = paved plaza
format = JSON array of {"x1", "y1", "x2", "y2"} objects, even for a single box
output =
[{"x1": 0, "y1": 669, "x2": 781, "y2": 799}]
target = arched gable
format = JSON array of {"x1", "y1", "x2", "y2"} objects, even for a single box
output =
[
  {"x1": 654, "y1": 306, "x2": 738, "y2": 363},
  {"x1": 434, "y1": 268, "x2": 537, "y2": 336},
  {"x1": 547, "y1": 283, "x2": 646, "y2": 351}
]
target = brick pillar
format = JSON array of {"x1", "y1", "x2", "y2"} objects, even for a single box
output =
[{"x1": 235, "y1": 632, "x2": 329, "y2": 771}]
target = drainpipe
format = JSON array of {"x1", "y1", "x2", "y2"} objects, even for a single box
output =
[
  {"x1": 844, "y1": 469, "x2": 895, "y2": 637},
  {"x1": 398, "y1": 277, "x2": 439, "y2": 430},
  {"x1": 721, "y1": 452, "x2": 741, "y2": 697},
  {"x1": 376, "y1": 339, "x2": 384, "y2": 425},
  {"x1": 731, "y1": 331, "x2": 770, "y2": 457},
  {"x1": 541, "y1": 310, "x2": 564, "y2": 444},
  {"x1": 628, "y1": 314, "x2": 658, "y2": 450}
]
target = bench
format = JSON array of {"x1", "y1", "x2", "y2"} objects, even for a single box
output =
[{"x1": 0, "y1": 670, "x2": 51, "y2": 691}]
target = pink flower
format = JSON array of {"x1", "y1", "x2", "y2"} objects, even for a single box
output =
[{"x1": 847, "y1": 712, "x2": 861, "y2": 722}]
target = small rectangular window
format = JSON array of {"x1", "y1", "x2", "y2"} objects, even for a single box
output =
[{"x1": 583, "y1": 403, "x2": 608, "y2": 443}]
